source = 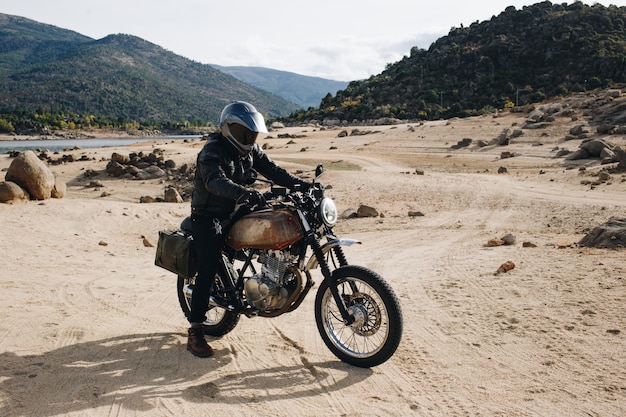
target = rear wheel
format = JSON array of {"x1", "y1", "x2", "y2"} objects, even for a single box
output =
[
  {"x1": 314, "y1": 265, "x2": 403, "y2": 368},
  {"x1": 177, "y1": 272, "x2": 240, "y2": 337}
]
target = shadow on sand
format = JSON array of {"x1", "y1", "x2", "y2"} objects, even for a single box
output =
[{"x1": 1, "y1": 332, "x2": 372, "y2": 416}]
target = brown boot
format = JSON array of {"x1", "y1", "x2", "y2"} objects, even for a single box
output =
[{"x1": 187, "y1": 324, "x2": 214, "y2": 358}]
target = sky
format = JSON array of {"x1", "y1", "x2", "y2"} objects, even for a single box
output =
[{"x1": 3, "y1": 0, "x2": 626, "y2": 82}]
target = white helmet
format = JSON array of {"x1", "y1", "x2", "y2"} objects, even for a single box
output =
[{"x1": 219, "y1": 101, "x2": 268, "y2": 156}]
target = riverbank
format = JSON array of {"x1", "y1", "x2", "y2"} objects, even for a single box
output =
[
  {"x1": 1, "y1": 106, "x2": 625, "y2": 416},
  {"x1": 0, "y1": 127, "x2": 211, "y2": 142}
]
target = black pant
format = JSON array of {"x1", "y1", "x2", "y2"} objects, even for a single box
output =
[{"x1": 189, "y1": 213, "x2": 227, "y2": 324}]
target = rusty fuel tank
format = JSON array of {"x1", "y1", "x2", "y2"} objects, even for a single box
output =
[{"x1": 226, "y1": 208, "x2": 304, "y2": 251}]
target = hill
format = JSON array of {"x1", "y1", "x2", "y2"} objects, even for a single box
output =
[
  {"x1": 211, "y1": 65, "x2": 349, "y2": 109},
  {"x1": 286, "y1": 1, "x2": 626, "y2": 123},
  {"x1": 0, "y1": 13, "x2": 299, "y2": 129}
]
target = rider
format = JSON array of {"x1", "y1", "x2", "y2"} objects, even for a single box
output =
[{"x1": 187, "y1": 101, "x2": 311, "y2": 357}]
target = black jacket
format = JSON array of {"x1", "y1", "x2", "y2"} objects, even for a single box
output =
[{"x1": 191, "y1": 132, "x2": 306, "y2": 217}]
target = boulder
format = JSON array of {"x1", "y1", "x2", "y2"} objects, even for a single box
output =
[
  {"x1": 5, "y1": 150, "x2": 55, "y2": 200},
  {"x1": 136, "y1": 166, "x2": 166, "y2": 180},
  {"x1": 52, "y1": 178, "x2": 67, "y2": 199},
  {"x1": 501, "y1": 233, "x2": 517, "y2": 245},
  {"x1": 106, "y1": 160, "x2": 126, "y2": 177},
  {"x1": 164, "y1": 187, "x2": 183, "y2": 203},
  {"x1": 614, "y1": 146, "x2": 626, "y2": 170},
  {"x1": 569, "y1": 124, "x2": 588, "y2": 136},
  {"x1": 581, "y1": 138, "x2": 613, "y2": 157},
  {"x1": 451, "y1": 138, "x2": 472, "y2": 149},
  {"x1": 340, "y1": 208, "x2": 358, "y2": 219},
  {"x1": 579, "y1": 217, "x2": 626, "y2": 249},
  {"x1": 357, "y1": 205, "x2": 379, "y2": 218},
  {"x1": 0, "y1": 181, "x2": 29, "y2": 203},
  {"x1": 565, "y1": 148, "x2": 590, "y2": 160}
]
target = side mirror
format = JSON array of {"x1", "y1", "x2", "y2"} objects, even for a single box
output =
[{"x1": 315, "y1": 164, "x2": 324, "y2": 178}]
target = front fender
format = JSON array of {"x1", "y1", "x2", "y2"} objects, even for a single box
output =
[{"x1": 305, "y1": 238, "x2": 361, "y2": 271}]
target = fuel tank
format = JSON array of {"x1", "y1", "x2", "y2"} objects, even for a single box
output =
[{"x1": 226, "y1": 208, "x2": 303, "y2": 251}]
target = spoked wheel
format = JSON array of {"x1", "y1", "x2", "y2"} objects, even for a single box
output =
[
  {"x1": 177, "y1": 272, "x2": 240, "y2": 337},
  {"x1": 314, "y1": 265, "x2": 403, "y2": 368}
]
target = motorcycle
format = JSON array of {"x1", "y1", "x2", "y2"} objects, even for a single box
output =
[{"x1": 161, "y1": 164, "x2": 403, "y2": 368}]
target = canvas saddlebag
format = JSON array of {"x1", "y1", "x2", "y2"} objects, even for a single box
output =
[{"x1": 155, "y1": 230, "x2": 197, "y2": 278}]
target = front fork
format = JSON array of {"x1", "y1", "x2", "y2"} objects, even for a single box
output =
[{"x1": 308, "y1": 234, "x2": 356, "y2": 325}]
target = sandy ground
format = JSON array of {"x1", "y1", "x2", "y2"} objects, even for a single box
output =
[{"x1": 1, "y1": 110, "x2": 625, "y2": 416}]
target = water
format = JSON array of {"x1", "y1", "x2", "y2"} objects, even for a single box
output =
[{"x1": 0, "y1": 135, "x2": 202, "y2": 153}]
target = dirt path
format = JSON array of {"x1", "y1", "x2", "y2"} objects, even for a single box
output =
[{"x1": 1, "y1": 113, "x2": 625, "y2": 416}]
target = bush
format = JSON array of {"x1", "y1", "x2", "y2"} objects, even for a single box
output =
[{"x1": 0, "y1": 118, "x2": 15, "y2": 133}]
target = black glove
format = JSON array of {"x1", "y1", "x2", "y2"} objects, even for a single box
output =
[{"x1": 237, "y1": 190, "x2": 266, "y2": 209}]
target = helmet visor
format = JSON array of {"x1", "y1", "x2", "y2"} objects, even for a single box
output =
[{"x1": 228, "y1": 123, "x2": 259, "y2": 147}]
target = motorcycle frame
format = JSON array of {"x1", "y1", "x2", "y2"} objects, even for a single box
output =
[{"x1": 210, "y1": 206, "x2": 359, "y2": 326}]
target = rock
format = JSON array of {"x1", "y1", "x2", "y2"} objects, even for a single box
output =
[
  {"x1": 501, "y1": 234, "x2": 516, "y2": 245},
  {"x1": 497, "y1": 166, "x2": 508, "y2": 174},
  {"x1": 126, "y1": 165, "x2": 141, "y2": 176},
  {"x1": 569, "y1": 124, "x2": 588, "y2": 136},
  {"x1": 510, "y1": 128, "x2": 523, "y2": 138},
  {"x1": 139, "y1": 196, "x2": 156, "y2": 203},
  {"x1": 527, "y1": 109, "x2": 545, "y2": 122},
  {"x1": 106, "y1": 160, "x2": 126, "y2": 177},
  {"x1": 357, "y1": 205, "x2": 379, "y2": 218},
  {"x1": 581, "y1": 138, "x2": 613, "y2": 157},
  {"x1": 522, "y1": 241, "x2": 537, "y2": 248},
  {"x1": 555, "y1": 148, "x2": 571, "y2": 157},
  {"x1": 111, "y1": 152, "x2": 130, "y2": 165},
  {"x1": 496, "y1": 261, "x2": 516, "y2": 274},
  {"x1": 5, "y1": 150, "x2": 56, "y2": 200},
  {"x1": 340, "y1": 208, "x2": 358, "y2": 219},
  {"x1": 496, "y1": 129, "x2": 511, "y2": 146},
  {"x1": 142, "y1": 235, "x2": 155, "y2": 247},
  {"x1": 524, "y1": 122, "x2": 550, "y2": 130},
  {"x1": 614, "y1": 146, "x2": 626, "y2": 170},
  {"x1": 164, "y1": 187, "x2": 183, "y2": 203},
  {"x1": 408, "y1": 211, "x2": 425, "y2": 217},
  {"x1": 136, "y1": 166, "x2": 166, "y2": 180},
  {"x1": 487, "y1": 238, "x2": 505, "y2": 247},
  {"x1": 599, "y1": 147, "x2": 615, "y2": 162},
  {"x1": 0, "y1": 181, "x2": 29, "y2": 203},
  {"x1": 598, "y1": 171, "x2": 611, "y2": 182},
  {"x1": 578, "y1": 217, "x2": 626, "y2": 249},
  {"x1": 451, "y1": 138, "x2": 473, "y2": 149},
  {"x1": 51, "y1": 178, "x2": 67, "y2": 199},
  {"x1": 596, "y1": 123, "x2": 615, "y2": 134},
  {"x1": 414, "y1": 168, "x2": 425, "y2": 175},
  {"x1": 565, "y1": 148, "x2": 590, "y2": 160}
]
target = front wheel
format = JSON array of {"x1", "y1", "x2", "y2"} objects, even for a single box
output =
[
  {"x1": 314, "y1": 265, "x2": 403, "y2": 368},
  {"x1": 177, "y1": 272, "x2": 240, "y2": 337}
]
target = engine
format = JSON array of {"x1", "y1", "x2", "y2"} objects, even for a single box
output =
[{"x1": 244, "y1": 250, "x2": 298, "y2": 311}]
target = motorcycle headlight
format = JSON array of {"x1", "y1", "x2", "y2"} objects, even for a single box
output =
[{"x1": 319, "y1": 197, "x2": 338, "y2": 227}]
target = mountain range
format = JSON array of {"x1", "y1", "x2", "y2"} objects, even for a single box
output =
[
  {"x1": 289, "y1": 1, "x2": 626, "y2": 123},
  {"x1": 211, "y1": 65, "x2": 349, "y2": 110},
  {"x1": 0, "y1": 13, "x2": 311, "y2": 125},
  {"x1": 2, "y1": 1, "x2": 626, "y2": 132}
]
